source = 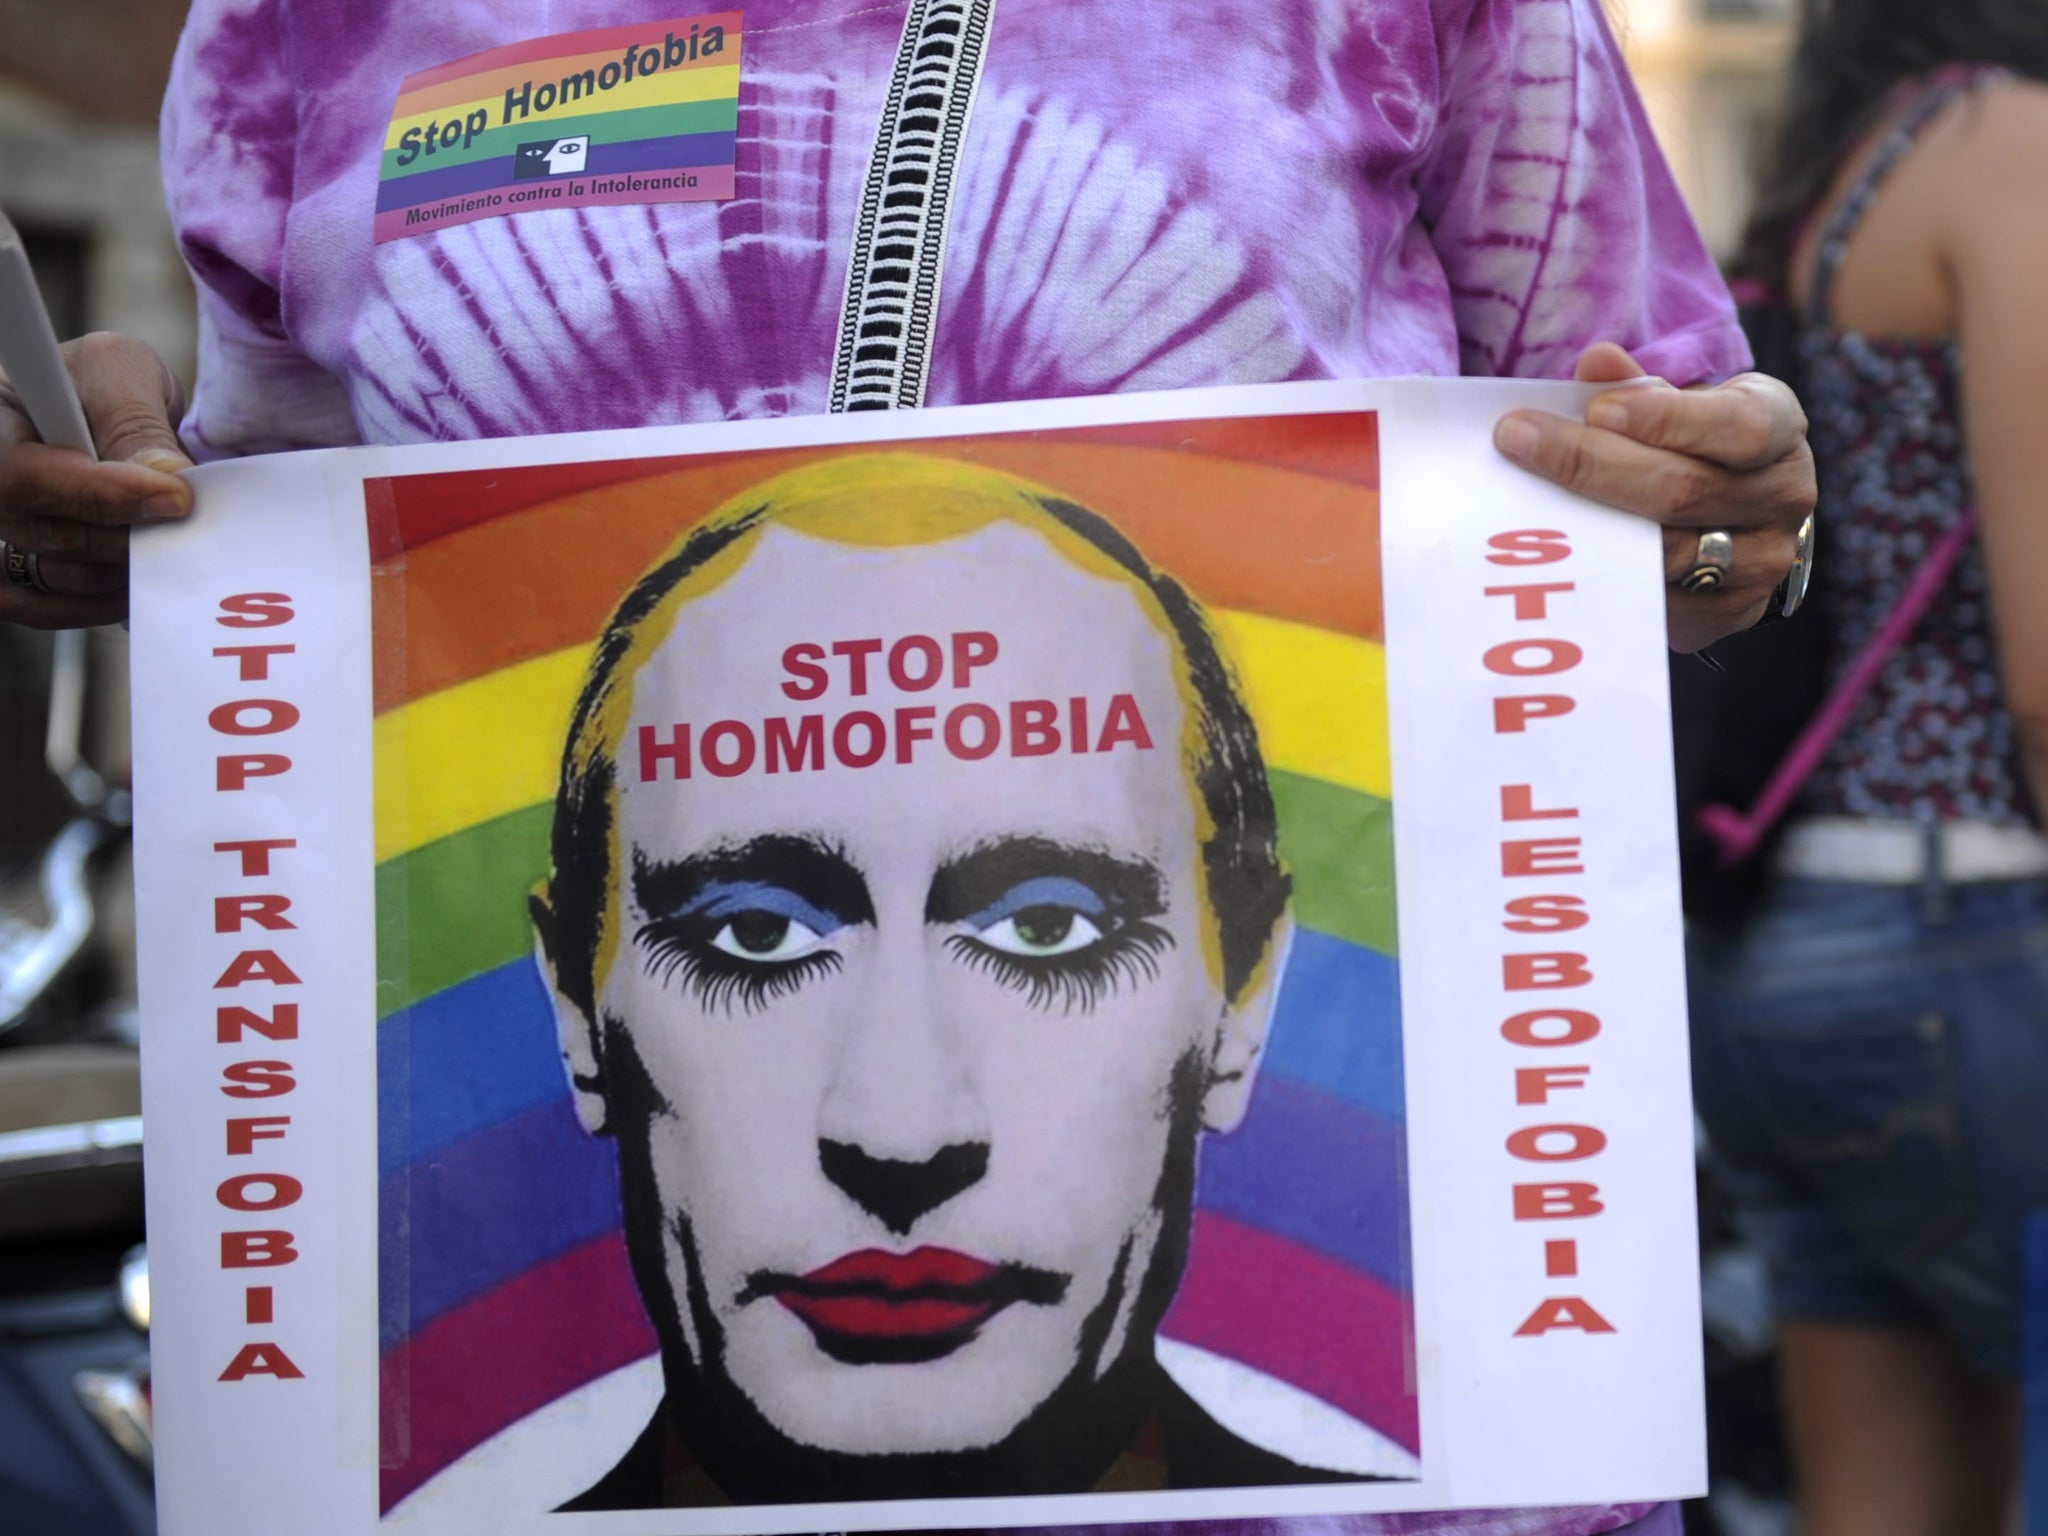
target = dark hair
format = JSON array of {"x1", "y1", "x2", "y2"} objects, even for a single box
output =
[
  {"x1": 1738, "y1": 0, "x2": 2048, "y2": 288},
  {"x1": 541, "y1": 466, "x2": 1292, "y2": 1021}
]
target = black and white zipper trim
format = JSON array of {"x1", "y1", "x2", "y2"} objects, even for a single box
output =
[{"x1": 829, "y1": 0, "x2": 997, "y2": 411}]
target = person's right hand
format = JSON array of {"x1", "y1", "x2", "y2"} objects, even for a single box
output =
[{"x1": 0, "y1": 332, "x2": 194, "y2": 629}]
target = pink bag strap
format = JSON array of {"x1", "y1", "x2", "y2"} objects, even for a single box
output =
[{"x1": 1696, "y1": 510, "x2": 1979, "y2": 866}]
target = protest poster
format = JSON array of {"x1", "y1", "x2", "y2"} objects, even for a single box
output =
[{"x1": 130, "y1": 379, "x2": 1704, "y2": 1534}]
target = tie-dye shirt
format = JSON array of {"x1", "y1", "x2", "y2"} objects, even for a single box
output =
[{"x1": 160, "y1": 0, "x2": 1745, "y2": 460}]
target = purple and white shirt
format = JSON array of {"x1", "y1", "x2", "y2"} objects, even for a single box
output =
[
  {"x1": 162, "y1": 0, "x2": 1746, "y2": 461},
  {"x1": 160, "y1": 5, "x2": 1724, "y2": 1531}
]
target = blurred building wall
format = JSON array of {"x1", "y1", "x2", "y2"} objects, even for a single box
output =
[
  {"x1": 1609, "y1": 0, "x2": 1795, "y2": 263},
  {"x1": 0, "y1": 0, "x2": 196, "y2": 380}
]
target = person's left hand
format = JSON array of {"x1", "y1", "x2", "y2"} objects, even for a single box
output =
[{"x1": 1492, "y1": 342, "x2": 1816, "y2": 653}]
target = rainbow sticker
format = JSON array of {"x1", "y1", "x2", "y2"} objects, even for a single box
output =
[{"x1": 373, "y1": 13, "x2": 742, "y2": 243}]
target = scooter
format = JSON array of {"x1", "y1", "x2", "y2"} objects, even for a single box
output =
[{"x1": 0, "y1": 627, "x2": 155, "y2": 1535}]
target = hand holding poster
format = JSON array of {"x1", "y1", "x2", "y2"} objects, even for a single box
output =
[{"x1": 130, "y1": 380, "x2": 1703, "y2": 1533}]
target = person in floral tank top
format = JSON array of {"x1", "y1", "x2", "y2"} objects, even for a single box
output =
[{"x1": 1691, "y1": 4, "x2": 2048, "y2": 1532}]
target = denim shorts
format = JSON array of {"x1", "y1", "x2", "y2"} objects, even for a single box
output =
[{"x1": 1688, "y1": 875, "x2": 2048, "y2": 1377}]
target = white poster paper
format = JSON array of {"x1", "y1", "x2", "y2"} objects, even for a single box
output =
[{"x1": 130, "y1": 379, "x2": 1703, "y2": 1534}]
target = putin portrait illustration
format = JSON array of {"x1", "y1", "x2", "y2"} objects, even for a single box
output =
[{"x1": 527, "y1": 454, "x2": 1369, "y2": 1506}]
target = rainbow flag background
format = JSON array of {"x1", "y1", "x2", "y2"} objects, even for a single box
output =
[
  {"x1": 370, "y1": 415, "x2": 1412, "y2": 1510},
  {"x1": 374, "y1": 13, "x2": 741, "y2": 244}
]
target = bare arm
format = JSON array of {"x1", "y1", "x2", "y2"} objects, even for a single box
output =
[{"x1": 1946, "y1": 83, "x2": 2048, "y2": 817}]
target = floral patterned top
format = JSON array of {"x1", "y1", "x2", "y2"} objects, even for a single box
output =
[{"x1": 1798, "y1": 68, "x2": 2035, "y2": 826}]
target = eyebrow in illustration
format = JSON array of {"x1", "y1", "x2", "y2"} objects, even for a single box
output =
[
  {"x1": 925, "y1": 836, "x2": 1167, "y2": 927},
  {"x1": 631, "y1": 835, "x2": 877, "y2": 927}
]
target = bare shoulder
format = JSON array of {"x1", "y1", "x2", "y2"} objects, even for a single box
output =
[
  {"x1": 1930, "y1": 78, "x2": 2048, "y2": 199},
  {"x1": 1908, "y1": 78, "x2": 2048, "y2": 291}
]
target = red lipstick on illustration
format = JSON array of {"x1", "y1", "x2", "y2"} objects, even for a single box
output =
[{"x1": 746, "y1": 1247, "x2": 1068, "y2": 1366}]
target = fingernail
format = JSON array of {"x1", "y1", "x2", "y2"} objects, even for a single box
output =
[
  {"x1": 1495, "y1": 416, "x2": 1539, "y2": 463},
  {"x1": 1587, "y1": 401, "x2": 1629, "y2": 433},
  {"x1": 135, "y1": 450, "x2": 193, "y2": 474},
  {"x1": 140, "y1": 492, "x2": 189, "y2": 521}
]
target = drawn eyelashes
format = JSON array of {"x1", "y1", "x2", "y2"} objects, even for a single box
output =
[
  {"x1": 636, "y1": 885, "x2": 845, "y2": 1016},
  {"x1": 944, "y1": 916, "x2": 1172, "y2": 1014},
  {"x1": 633, "y1": 877, "x2": 1173, "y2": 1016},
  {"x1": 947, "y1": 873, "x2": 1172, "y2": 1014}
]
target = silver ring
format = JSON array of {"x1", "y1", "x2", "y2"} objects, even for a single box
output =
[
  {"x1": 1679, "y1": 529, "x2": 1736, "y2": 594},
  {"x1": 1, "y1": 540, "x2": 44, "y2": 593},
  {"x1": 1778, "y1": 513, "x2": 1816, "y2": 617},
  {"x1": 2, "y1": 541, "x2": 58, "y2": 596}
]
